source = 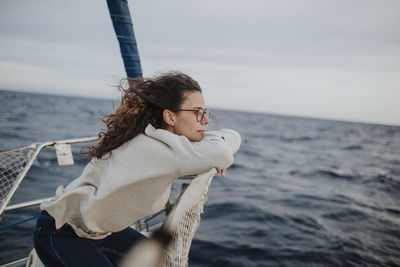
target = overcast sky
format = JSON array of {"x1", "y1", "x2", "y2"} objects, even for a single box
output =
[{"x1": 1, "y1": 0, "x2": 399, "y2": 125}]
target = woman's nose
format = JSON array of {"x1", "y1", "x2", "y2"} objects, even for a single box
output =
[{"x1": 202, "y1": 115, "x2": 210, "y2": 125}]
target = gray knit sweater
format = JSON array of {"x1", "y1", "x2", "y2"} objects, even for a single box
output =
[{"x1": 41, "y1": 124, "x2": 241, "y2": 239}]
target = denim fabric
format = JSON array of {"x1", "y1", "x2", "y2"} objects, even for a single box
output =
[{"x1": 33, "y1": 210, "x2": 146, "y2": 267}]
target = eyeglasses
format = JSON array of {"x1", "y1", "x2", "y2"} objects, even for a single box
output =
[{"x1": 177, "y1": 108, "x2": 211, "y2": 122}]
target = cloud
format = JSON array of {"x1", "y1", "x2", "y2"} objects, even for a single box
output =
[{"x1": 0, "y1": 0, "x2": 399, "y2": 125}]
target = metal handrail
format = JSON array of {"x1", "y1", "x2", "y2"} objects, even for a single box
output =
[
  {"x1": 4, "y1": 198, "x2": 53, "y2": 212},
  {"x1": 0, "y1": 137, "x2": 97, "y2": 217}
]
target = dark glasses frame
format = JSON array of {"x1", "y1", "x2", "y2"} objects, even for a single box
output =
[{"x1": 177, "y1": 108, "x2": 211, "y2": 122}]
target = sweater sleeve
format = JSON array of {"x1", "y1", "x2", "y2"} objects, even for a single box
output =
[{"x1": 144, "y1": 124, "x2": 241, "y2": 176}]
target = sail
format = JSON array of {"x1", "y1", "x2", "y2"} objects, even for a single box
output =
[{"x1": 106, "y1": 0, "x2": 143, "y2": 78}]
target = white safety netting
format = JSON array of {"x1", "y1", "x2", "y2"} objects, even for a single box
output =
[
  {"x1": 162, "y1": 168, "x2": 217, "y2": 267},
  {"x1": 0, "y1": 146, "x2": 36, "y2": 215}
]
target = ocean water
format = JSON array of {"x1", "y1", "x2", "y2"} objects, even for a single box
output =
[{"x1": 0, "y1": 89, "x2": 399, "y2": 266}]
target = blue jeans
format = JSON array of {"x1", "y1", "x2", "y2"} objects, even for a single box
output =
[{"x1": 33, "y1": 210, "x2": 146, "y2": 267}]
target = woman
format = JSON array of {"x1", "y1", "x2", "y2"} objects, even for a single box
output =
[{"x1": 33, "y1": 72, "x2": 241, "y2": 266}]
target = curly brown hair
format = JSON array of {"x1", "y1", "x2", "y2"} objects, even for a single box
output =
[{"x1": 82, "y1": 72, "x2": 202, "y2": 161}]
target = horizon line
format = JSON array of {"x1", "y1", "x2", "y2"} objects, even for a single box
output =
[{"x1": 1, "y1": 87, "x2": 399, "y2": 128}]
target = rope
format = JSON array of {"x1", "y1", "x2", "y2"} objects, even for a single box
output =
[{"x1": 0, "y1": 215, "x2": 39, "y2": 231}]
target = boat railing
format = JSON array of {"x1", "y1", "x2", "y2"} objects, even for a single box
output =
[
  {"x1": 0, "y1": 137, "x2": 193, "y2": 229},
  {"x1": 0, "y1": 137, "x2": 215, "y2": 267},
  {"x1": 0, "y1": 136, "x2": 98, "y2": 217}
]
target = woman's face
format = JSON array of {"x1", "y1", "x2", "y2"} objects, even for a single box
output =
[{"x1": 166, "y1": 91, "x2": 210, "y2": 142}]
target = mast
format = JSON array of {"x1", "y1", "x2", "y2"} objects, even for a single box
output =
[{"x1": 106, "y1": 0, "x2": 143, "y2": 78}]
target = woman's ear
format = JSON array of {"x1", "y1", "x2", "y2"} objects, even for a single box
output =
[{"x1": 163, "y1": 110, "x2": 176, "y2": 127}]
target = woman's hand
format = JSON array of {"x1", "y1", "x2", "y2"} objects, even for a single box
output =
[{"x1": 216, "y1": 168, "x2": 227, "y2": 177}]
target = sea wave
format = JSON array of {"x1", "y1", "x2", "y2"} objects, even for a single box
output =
[{"x1": 1, "y1": 90, "x2": 400, "y2": 266}]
